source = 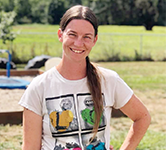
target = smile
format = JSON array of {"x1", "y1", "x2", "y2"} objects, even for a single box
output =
[{"x1": 70, "y1": 48, "x2": 84, "y2": 54}]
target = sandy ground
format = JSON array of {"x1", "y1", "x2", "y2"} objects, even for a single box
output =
[{"x1": 0, "y1": 76, "x2": 34, "y2": 112}]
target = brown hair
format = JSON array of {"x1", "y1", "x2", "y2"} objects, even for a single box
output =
[{"x1": 60, "y1": 5, "x2": 103, "y2": 140}]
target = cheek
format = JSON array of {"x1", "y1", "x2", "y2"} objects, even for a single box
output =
[
  {"x1": 85, "y1": 42, "x2": 95, "y2": 50},
  {"x1": 63, "y1": 38, "x2": 74, "y2": 46}
]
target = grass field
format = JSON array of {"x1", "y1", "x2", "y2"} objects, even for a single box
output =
[
  {"x1": 0, "y1": 61, "x2": 166, "y2": 150},
  {"x1": 0, "y1": 24, "x2": 165, "y2": 62}
]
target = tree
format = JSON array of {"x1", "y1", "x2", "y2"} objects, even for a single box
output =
[
  {"x1": 157, "y1": 0, "x2": 166, "y2": 26},
  {"x1": 29, "y1": 0, "x2": 50, "y2": 24},
  {"x1": 0, "y1": 11, "x2": 17, "y2": 44},
  {"x1": 48, "y1": 0, "x2": 66, "y2": 24},
  {"x1": 14, "y1": 0, "x2": 32, "y2": 24},
  {"x1": 90, "y1": 0, "x2": 111, "y2": 25},
  {"x1": 0, "y1": 11, "x2": 19, "y2": 60},
  {"x1": 135, "y1": 0, "x2": 159, "y2": 30},
  {"x1": 0, "y1": 0, "x2": 15, "y2": 12}
]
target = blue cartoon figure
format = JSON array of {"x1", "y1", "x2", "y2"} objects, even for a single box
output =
[{"x1": 86, "y1": 136, "x2": 106, "y2": 150}]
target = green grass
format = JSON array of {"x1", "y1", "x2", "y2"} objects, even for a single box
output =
[
  {"x1": 99, "y1": 61, "x2": 166, "y2": 90},
  {"x1": 110, "y1": 129, "x2": 166, "y2": 150},
  {"x1": 0, "y1": 124, "x2": 22, "y2": 150},
  {"x1": 0, "y1": 24, "x2": 165, "y2": 62}
]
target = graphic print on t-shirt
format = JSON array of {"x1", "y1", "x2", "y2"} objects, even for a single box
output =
[
  {"x1": 46, "y1": 94, "x2": 78, "y2": 133},
  {"x1": 46, "y1": 93, "x2": 106, "y2": 150},
  {"x1": 77, "y1": 93, "x2": 105, "y2": 130}
]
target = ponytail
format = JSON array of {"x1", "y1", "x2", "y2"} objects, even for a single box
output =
[{"x1": 86, "y1": 56, "x2": 103, "y2": 141}]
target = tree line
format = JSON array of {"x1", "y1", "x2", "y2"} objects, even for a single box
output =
[{"x1": 0, "y1": 0, "x2": 166, "y2": 30}]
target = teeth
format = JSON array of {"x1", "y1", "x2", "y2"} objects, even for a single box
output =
[{"x1": 72, "y1": 49, "x2": 83, "y2": 54}]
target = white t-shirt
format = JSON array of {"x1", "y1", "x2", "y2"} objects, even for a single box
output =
[{"x1": 19, "y1": 66, "x2": 133, "y2": 150}]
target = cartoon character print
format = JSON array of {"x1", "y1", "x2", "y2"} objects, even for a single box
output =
[
  {"x1": 48, "y1": 94, "x2": 106, "y2": 150},
  {"x1": 54, "y1": 140, "x2": 81, "y2": 150},
  {"x1": 86, "y1": 136, "x2": 106, "y2": 150},
  {"x1": 54, "y1": 144, "x2": 65, "y2": 150},
  {"x1": 81, "y1": 97, "x2": 104, "y2": 128},
  {"x1": 50, "y1": 98, "x2": 77, "y2": 132},
  {"x1": 64, "y1": 142, "x2": 82, "y2": 150}
]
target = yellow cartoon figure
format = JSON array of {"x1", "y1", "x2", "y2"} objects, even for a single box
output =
[{"x1": 50, "y1": 99, "x2": 74, "y2": 132}]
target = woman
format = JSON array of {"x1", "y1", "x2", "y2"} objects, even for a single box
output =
[{"x1": 19, "y1": 5, "x2": 151, "y2": 150}]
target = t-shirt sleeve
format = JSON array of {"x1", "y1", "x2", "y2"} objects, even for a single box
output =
[
  {"x1": 18, "y1": 77, "x2": 43, "y2": 116},
  {"x1": 113, "y1": 73, "x2": 133, "y2": 109}
]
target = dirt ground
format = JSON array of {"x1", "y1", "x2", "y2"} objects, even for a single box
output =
[{"x1": 0, "y1": 76, "x2": 33, "y2": 112}]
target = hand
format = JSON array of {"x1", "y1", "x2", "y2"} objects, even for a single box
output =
[{"x1": 110, "y1": 145, "x2": 114, "y2": 150}]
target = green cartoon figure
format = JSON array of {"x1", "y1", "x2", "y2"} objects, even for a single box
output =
[{"x1": 81, "y1": 97, "x2": 103, "y2": 128}]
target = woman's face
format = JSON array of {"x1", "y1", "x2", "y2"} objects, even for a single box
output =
[{"x1": 58, "y1": 19, "x2": 98, "y2": 62}]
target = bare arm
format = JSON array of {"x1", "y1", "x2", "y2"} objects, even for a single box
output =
[
  {"x1": 120, "y1": 94, "x2": 151, "y2": 150},
  {"x1": 22, "y1": 108, "x2": 42, "y2": 150}
]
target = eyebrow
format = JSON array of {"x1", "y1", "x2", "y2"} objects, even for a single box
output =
[{"x1": 68, "y1": 30, "x2": 94, "y2": 36}]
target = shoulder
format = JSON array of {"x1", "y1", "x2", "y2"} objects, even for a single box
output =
[
  {"x1": 98, "y1": 66, "x2": 119, "y2": 79},
  {"x1": 29, "y1": 67, "x2": 56, "y2": 87}
]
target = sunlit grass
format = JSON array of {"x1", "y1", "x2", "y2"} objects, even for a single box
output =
[
  {"x1": 98, "y1": 62, "x2": 166, "y2": 90},
  {"x1": 110, "y1": 129, "x2": 166, "y2": 150},
  {"x1": 0, "y1": 25, "x2": 165, "y2": 62}
]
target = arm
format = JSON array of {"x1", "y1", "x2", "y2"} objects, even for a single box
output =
[
  {"x1": 22, "y1": 108, "x2": 43, "y2": 150},
  {"x1": 119, "y1": 94, "x2": 151, "y2": 150}
]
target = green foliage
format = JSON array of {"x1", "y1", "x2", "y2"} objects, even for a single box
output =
[
  {"x1": 135, "y1": 0, "x2": 159, "y2": 30},
  {"x1": 14, "y1": 0, "x2": 32, "y2": 24},
  {"x1": 157, "y1": 0, "x2": 166, "y2": 26},
  {"x1": 92, "y1": 0, "x2": 162, "y2": 30},
  {"x1": 0, "y1": 11, "x2": 20, "y2": 62},
  {"x1": 0, "y1": 0, "x2": 15, "y2": 12},
  {"x1": 0, "y1": 11, "x2": 17, "y2": 44},
  {"x1": 29, "y1": 0, "x2": 50, "y2": 24},
  {"x1": 48, "y1": 0, "x2": 66, "y2": 24},
  {"x1": 0, "y1": 0, "x2": 166, "y2": 28}
]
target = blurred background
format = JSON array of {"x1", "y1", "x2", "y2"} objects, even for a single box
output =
[{"x1": 0, "y1": 0, "x2": 166, "y2": 64}]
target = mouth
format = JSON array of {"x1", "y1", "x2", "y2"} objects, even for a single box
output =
[{"x1": 70, "y1": 48, "x2": 85, "y2": 54}]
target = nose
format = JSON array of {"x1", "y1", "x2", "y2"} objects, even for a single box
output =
[{"x1": 74, "y1": 37, "x2": 84, "y2": 47}]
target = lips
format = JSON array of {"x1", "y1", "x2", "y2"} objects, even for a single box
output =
[{"x1": 70, "y1": 48, "x2": 85, "y2": 54}]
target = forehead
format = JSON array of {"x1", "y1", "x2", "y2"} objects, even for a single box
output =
[{"x1": 64, "y1": 19, "x2": 95, "y2": 35}]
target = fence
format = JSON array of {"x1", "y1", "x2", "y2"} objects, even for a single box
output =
[
  {"x1": 93, "y1": 33, "x2": 166, "y2": 61},
  {"x1": 0, "y1": 32, "x2": 166, "y2": 62}
]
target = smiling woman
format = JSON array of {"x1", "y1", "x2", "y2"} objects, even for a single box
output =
[
  {"x1": 18, "y1": 5, "x2": 151, "y2": 150},
  {"x1": 57, "y1": 19, "x2": 97, "y2": 65}
]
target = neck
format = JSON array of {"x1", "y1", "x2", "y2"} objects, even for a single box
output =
[{"x1": 56, "y1": 58, "x2": 87, "y2": 80}]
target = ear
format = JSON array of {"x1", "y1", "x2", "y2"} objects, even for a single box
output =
[
  {"x1": 92, "y1": 34, "x2": 98, "y2": 46},
  {"x1": 58, "y1": 28, "x2": 63, "y2": 42}
]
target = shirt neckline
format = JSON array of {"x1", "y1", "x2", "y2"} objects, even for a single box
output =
[{"x1": 53, "y1": 67, "x2": 87, "y2": 83}]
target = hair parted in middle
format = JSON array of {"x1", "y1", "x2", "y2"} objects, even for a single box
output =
[{"x1": 60, "y1": 5, "x2": 98, "y2": 36}]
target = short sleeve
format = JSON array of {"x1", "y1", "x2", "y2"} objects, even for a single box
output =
[
  {"x1": 113, "y1": 74, "x2": 133, "y2": 109},
  {"x1": 18, "y1": 77, "x2": 44, "y2": 116}
]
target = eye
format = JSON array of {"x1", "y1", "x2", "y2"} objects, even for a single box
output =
[
  {"x1": 84, "y1": 36, "x2": 91, "y2": 39},
  {"x1": 68, "y1": 33, "x2": 76, "y2": 37}
]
